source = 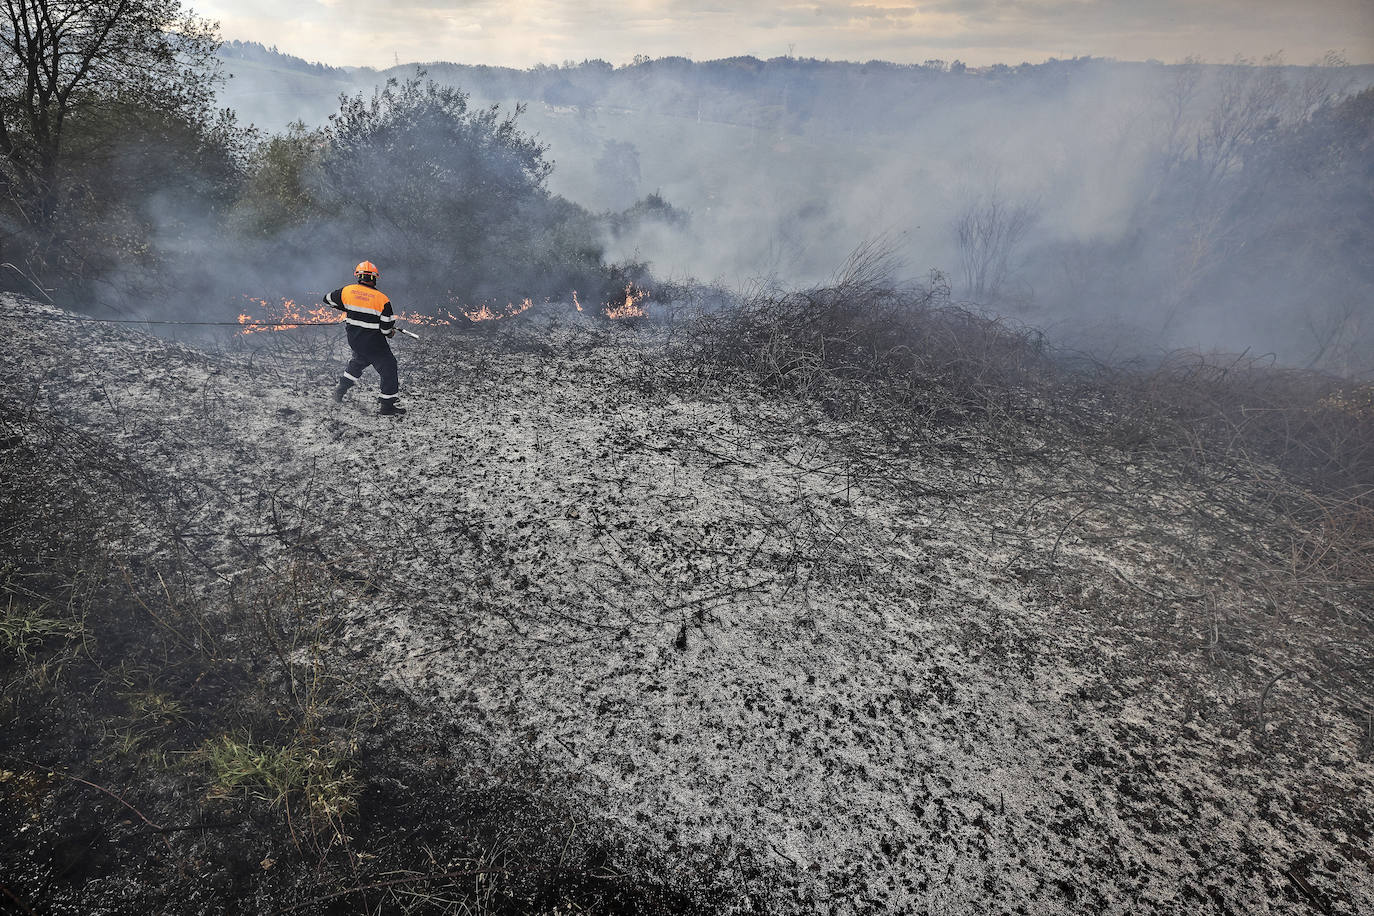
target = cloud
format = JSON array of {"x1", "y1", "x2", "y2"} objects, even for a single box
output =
[{"x1": 195, "y1": 0, "x2": 1374, "y2": 68}]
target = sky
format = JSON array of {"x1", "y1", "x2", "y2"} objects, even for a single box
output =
[{"x1": 194, "y1": 0, "x2": 1374, "y2": 70}]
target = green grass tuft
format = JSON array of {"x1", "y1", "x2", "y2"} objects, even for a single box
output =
[
  {"x1": 199, "y1": 732, "x2": 357, "y2": 844},
  {"x1": 1, "y1": 597, "x2": 83, "y2": 661}
]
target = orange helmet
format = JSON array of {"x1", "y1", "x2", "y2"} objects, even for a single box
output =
[{"x1": 354, "y1": 260, "x2": 379, "y2": 283}]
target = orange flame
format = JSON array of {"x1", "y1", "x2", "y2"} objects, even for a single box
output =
[
  {"x1": 240, "y1": 297, "x2": 463, "y2": 335},
  {"x1": 461, "y1": 298, "x2": 533, "y2": 322},
  {"x1": 395, "y1": 308, "x2": 460, "y2": 327},
  {"x1": 238, "y1": 297, "x2": 338, "y2": 334},
  {"x1": 604, "y1": 284, "x2": 647, "y2": 320},
  {"x1": 572, "y1": 290, "x2": 583, "y2": 312}
]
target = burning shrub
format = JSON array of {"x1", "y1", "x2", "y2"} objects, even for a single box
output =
[{"x1": 604, "y1": 284, "x2": 649, "y2": 320}]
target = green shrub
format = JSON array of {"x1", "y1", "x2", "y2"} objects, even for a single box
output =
[
  {"x1": 199, "y1": 732, "x2": 357, "y2": 844},
  {"x1": 0, "y1": 599, "x2": 82, "y2": 662}
]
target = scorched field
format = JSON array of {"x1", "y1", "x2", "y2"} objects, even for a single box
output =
[{"x1": 2, "y1": 288, "x2": 1372, "y2": 916}]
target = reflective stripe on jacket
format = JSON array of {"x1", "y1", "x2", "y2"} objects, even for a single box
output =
[{"x1": 324, "y1": 284, "x2": 395, "y2": 332}]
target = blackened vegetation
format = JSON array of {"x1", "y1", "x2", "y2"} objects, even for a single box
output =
[
  {"x1": 669, "y1": 254, "x2": 1057, "y2": 426},
  {"x1": 680, "y1": 246, "x2": 1371, "y2": 562},
  {"x1": 670, "y1": 252, "x2": 1372, "y2": 732},
  {"x1": 0, "y1": 398, "x2": 722, "y2": 915},
  {"x1": 2, "y1": 276, "x2": 1372, "y2": 911}
]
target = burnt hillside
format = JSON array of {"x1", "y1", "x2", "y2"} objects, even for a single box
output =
[{"x1": 2, "y1": 290, "x2": 1372, "y2": 914}]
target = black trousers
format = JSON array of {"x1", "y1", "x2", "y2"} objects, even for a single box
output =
[{"x1": 342, "y1": 325, "x2": 399, "y2": 398}]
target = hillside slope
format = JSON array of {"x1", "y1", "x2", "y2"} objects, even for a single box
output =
[{"x1": 3, "y1": 294, "x2": 1372, "y2": 914}]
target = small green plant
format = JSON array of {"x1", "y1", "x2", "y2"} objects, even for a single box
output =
[
  {"x1": 100, "y1": 689, "x2": 191, "y2": 762},
  {"x1": 1, "y1": 598, "x2": 83, "y2": 661},
  {"x1": 121, "y1": 689, "x2": 189, "y2": 727},
  {"x1": 109, "y1": 725, "x2": 151, "y2": 758},
  {"x1": 199, "y1": 732, "x2": 357, "y2": 846}
]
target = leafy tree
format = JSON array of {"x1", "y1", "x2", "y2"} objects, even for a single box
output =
[
  {"x1": 0, "y1": 0, "x2": 230, "y2": 297},
  {"x1": 323, "y1": 73, "x2": 549, "y2": 246},
  {"x1": 61, "y1": 95, "x2": 244, "y2": 300},
  {"x1": 605, "y1": 191, "x2": 688, "y2": 239},
  {"x1": 231, "y1": 121, "x2": 327, "y2": 237},
  {"x1": 594, "y1": 139, "x2": 641, "y2": 210},
  {"x1": 304, "y1": 72, "x2": 605, "y2": 305}
]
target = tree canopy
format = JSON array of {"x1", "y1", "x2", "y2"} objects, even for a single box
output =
[
  {"x1": 0, "y1": 0, "x2": 229, "y2": 295},
  {"x1": 233, "y1": 73, "x2": 609, "y2": 307}
]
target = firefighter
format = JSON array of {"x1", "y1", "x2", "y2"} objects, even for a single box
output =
[{"x1": 326, "y1": 260, "x2": 406, "y2": 416}]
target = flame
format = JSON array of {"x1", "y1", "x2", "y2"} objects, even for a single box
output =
[
  {"x1": 395, "y1": 308, "x2": 460, "y2": 327},
  {"x1": 238, "y1": 297, "x2": 338, "y2": 334},
  {"x1": 240, "y1": 288, "x2": 636, "y2": 333},
  {"x1": 461, "y1": 298, "x2": 533, "y2": 322},
  {"x1": 240, "y1": 297, "x2": 465, "y2": 335},
  {"x1": 604, "y1": 284, "x2": 647, "y2": 320}
]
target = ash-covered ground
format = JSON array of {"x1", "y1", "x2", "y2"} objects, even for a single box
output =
[{"x1": 4, "y1": 293, "x2": 1372, "y2": 914}]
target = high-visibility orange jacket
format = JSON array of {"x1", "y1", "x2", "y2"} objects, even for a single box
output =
[{"x1": 324, "y1": 283, "x2": 395, "y2": 333}]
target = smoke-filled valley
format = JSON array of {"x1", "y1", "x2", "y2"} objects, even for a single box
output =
[
  {"x1": 206, "y1": 44, "x2": 1374, "y2": 372},
  {"x1": 3, "y1": 6, "x2": 1373, "y2": 916},
  {"x1": 3, "y1": 34, "x2": 1370, "y2": 370}
]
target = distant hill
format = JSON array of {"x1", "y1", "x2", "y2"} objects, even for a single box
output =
[
  {"x1": 216, "y1": 44, "x2": 1374, "y2": 135},
  {"x1": 216, "y1": 41, "x2": 361, "y2": 129},
  {"x1": 219, "y1": 40, "x2": 350, "y2": 76}
]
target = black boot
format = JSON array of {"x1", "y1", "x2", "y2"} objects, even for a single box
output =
[
  {"x1": 332, "y1": 377, "x2": 355, "y2": 402},
  {"x1": 378, "y1": 398, "x2": 407, "y2": 416}
]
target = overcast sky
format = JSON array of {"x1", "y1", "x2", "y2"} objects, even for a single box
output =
[{"x1": 194, "y1": 1, "x2": 1374, "y2": 69}]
